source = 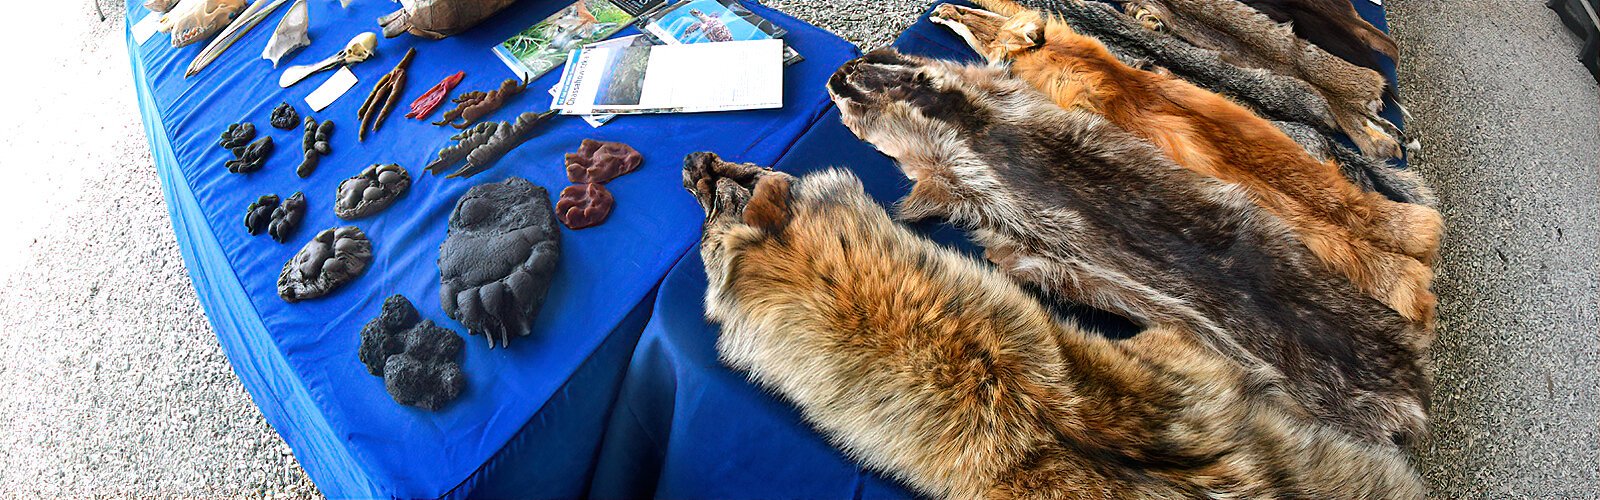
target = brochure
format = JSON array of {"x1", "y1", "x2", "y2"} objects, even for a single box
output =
[
  {"x1": 552, "y1": 39, "x2": 784, "y2": 115},
  {"x1": 638, "y1": 0, "x2": 803, "y2": 65},
  {"x1": 492, "y1": 0, "x2": 668, "y2": 82},
  {"x1": 548, "y1": 35, "x2": 652, "y2": 127}
]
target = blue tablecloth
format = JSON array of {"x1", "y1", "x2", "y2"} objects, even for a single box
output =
[
  {"x1": 129, "y1": 1, "x2": 859, "y2": 498},
  {"x1": 131, "y1": 0, "x2": 1403, "y2": 497}
]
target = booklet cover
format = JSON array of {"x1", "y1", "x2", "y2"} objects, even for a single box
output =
[
  {"x1": 552, "y1": 39, "x2": 783, "y2": 115},
  {"x1": 548, "y1": 35, "x2": 653, "y2": 127},
  {"x1": 492, "y1": 0, "x2": 668, "y2": 82},
  {"x1": 638, "y1": 0, "x2": 803, "y2": 65}
]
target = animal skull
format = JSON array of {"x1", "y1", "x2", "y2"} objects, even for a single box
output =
[
  {"x1": 160, "y1": 0, "x2": 248, "y2": 48},
  {"x1": 341, "y1": 32, "x2": 379, "y2": 64}
]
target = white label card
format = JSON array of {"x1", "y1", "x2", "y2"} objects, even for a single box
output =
[
  {"x1": 305, "y1": 67, "x2": 359, "y2": 112},
  {"x1": 132, "y1": 12, "x2": 162, "y2": 45}
]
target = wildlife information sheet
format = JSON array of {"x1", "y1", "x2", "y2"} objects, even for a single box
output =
[
  {"x1": 637, "y1": 0, "x2": 803, "y2": 65},
  {"x1": 551, "y1": 39, "x2": 784, "y2": 115},
  {"x1": 492, "y1": 0, "x2": 668, "y2": 82}
]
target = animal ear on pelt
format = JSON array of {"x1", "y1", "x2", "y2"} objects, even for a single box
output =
[
  {"x1": 993, "y1": 11, "x2": 1045, "y2": 57},
  {"x1": 742, "y1": 175, "x2": 793, "y2": 235}
]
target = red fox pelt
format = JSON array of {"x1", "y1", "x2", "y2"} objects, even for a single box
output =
[
  {"x1": 931, "y1": 2, "x2": 1442, "y2": 327},
  {"x1": 829, "y1": 49, "x2": 1432, "y2": 446},
  {"x1": 683, "y1": 151, "x2": 1424, "y2": 499}
]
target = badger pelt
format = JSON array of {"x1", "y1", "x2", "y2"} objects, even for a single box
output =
[
  {"x1": 684, "y1": 152, "x2": 1424, "y2": 499},
  {"x1": 1115, "y1": 0, "x2": 1403, "y2": 158},
  {"x1": 931, "y1": 3, "x2": 1441, "y2": 325},
  {"x1": 1238, "y1": 0, "x2": 1401, "y2": 97},
  {"x1": 829, "y1": 50, "x2": 1433, "y2": 445}
]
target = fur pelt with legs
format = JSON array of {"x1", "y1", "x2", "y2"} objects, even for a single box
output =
[
  {"x1": 1118, "y1": 0, "x2": 1404, "y2": 158},
  {"x1": 1239, "y1": 0, "x2": 1401, "y2": 100},
  {"x1": 1005, "y1": 0, "x2": 1425, "y2": 164},
  {"x1": 931, "y1": 3, "x2": 1442, "y2": 326},
  {"x1": 685, "y1": 152, "x2": 1424, "y2": 499},
  {"x1": 829, "y1": 49, "x2": 1433, "y2": 446},
  {"x1": 1275, "y1": 120, "x2": 1435, "y2": 207}
]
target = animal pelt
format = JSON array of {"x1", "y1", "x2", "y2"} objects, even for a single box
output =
[
  {"x1": 1006, "y1": 0, "x2": 1332, "y2": 131},
  {"x1": 932, "y1": 3, "x2": 1442, "y2": 325},
  {"x1": 1117, "y1": 0, "x2": 1404, "y2": 158},
  {"x1": 685, "y1": 152, "x2": 1425, "y2": 499},
  {"x1": 829, "y1": 49, "x2": 1433, "y2": 446},
  {"x1": 1239, "y1": 0, "x2": 1401, "y2": 98},
  {"x1": 1001, "y1": 0, "x2": 1422, "y2": 164},
  {"x1": 1275, "y1": 120, "x2": 1436, "y2": 207}
]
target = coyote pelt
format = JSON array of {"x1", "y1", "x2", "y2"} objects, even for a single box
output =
[
  {"x1": 1238, "y1": 0, "x2": 1401, "y2": 94},
  {"x1": 932, "y1": 3, "x2": 1441, "y2": 325},
  {"x1": 684, "y1": 152, "x2": 1424, "y2": 499},
  {"x1": 829, "y1": 49, "x2": 1432, "y2": 445},
  {"x1": 1118, "y1": 0, "x2": 1403, "y2": 158}
]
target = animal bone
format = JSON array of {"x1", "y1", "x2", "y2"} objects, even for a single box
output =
[
  {"x1": 335, "y1": 164, "x2": 411, "y2": 219},
  {"x1": 160, "y1": 0, "x2": 248, "y2": 48},
  {"x1": 358, "y1": 295, "x2": 467, "y2": 410},
  {"x1": 438, "y1": 177, "x2": 561, "y2": 348},
  {"x1": 279, "y1": 32, "x2": 379, "y2": 88},
  {"x1": 262, "y1": 0, "x2": 311, "y2": 68},
  {"x1": 357, "y1": 47, "x2": 417, "y2": 141},
  {"x1": 187, "y1": 0, "x2": 287, "y2": 77},
  {"x1": 377, "y1": 0, "x2": 520, "y2": 40},
  {"x1": 278, "y1": 226, "x2": 371, "y2": 302}
]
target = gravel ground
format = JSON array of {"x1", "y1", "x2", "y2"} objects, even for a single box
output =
[
  {"x1": 1390, "y1": 1, "x2": 1600, "y2": 496},
  {"x1": 0, "y1": 0, "x2": 1592, "y2": 498}
]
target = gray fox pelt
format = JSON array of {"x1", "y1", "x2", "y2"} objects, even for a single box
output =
[
  {"x1": 684, "y1": 150, "x2": 1424, "y2": 498},
  {"x1": 1118, "y1": 0, "x2": 1405, "y2": 158},
  {"x1": 829, "y1": 50, "x2": 1432, "y2": 447},
  {"x1": 1007, "y1": 0, "x2": 1422, "y2": 163}
]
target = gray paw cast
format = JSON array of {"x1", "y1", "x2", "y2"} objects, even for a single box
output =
[
  {"x1": 278, "y1": 226, "x2": 371, "y2": 302},
  {"x1": 268, "y1": 191, "x2": 306, "y2": 243},
  {"x1": 298, "y1": 117, "x2": 333, "y2": 178},
  {"x1": 244, "y1": 194, "x2": 280, "y2": 235},
  {"x1": 438, "y1": 177, "x2": 561, "y2": 348},
  {"x1": 359, "y1": 295, "x2": 466, "y2": 411},
  {"x1": 335, "y1": 164, "x2": 410, "y2": 219}
]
